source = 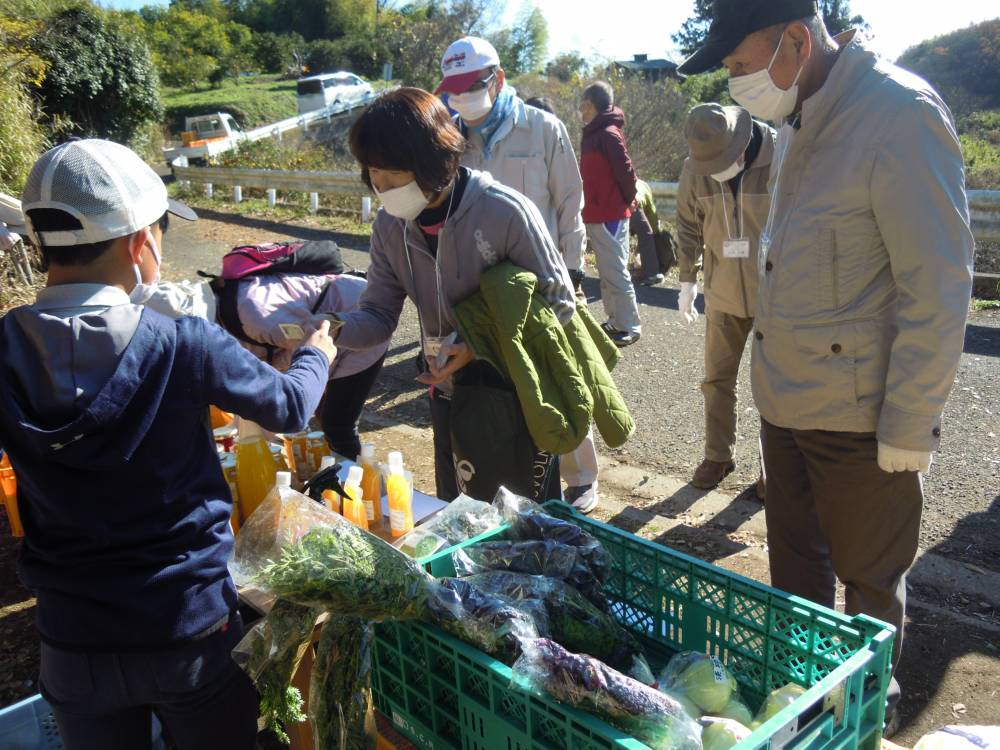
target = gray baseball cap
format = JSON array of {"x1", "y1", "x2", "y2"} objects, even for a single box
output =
[{"x1": 21, "y1": 139, "x2": 196, "y2": 247}]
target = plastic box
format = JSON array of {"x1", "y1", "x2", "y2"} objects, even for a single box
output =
[
  {"x1": 372, "y1": 501, "x2": 895, "y2": 750},
  {"x1": 0, "y1": 694, "x2": 165, "y2": 750}
]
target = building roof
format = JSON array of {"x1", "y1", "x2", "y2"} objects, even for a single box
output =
[{"x1": 615, "y1": 54, "x2": 678, "y2": 72}]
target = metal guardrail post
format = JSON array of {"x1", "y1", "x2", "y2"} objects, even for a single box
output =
[
  {"x1": 267, "y1": 189, "x2": 277, "y2": 208},
  {"x1": 205, "y1": 183, "x2": 213, "y2": 199},
  {"x1": 234, "y1": 186, "x2": 242, "y2": 204}
]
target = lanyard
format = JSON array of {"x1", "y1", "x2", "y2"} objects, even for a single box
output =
[
  {"x1": 719, "y1": 177, "x2": 745, "y2": 240},
  {"x1": 403, "y1": 182, "x2": 457, "y2": 342}
]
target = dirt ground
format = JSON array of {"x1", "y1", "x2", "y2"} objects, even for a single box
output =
[{"x1": 0, "y1": 205, "x2": 997, "y2": 748}]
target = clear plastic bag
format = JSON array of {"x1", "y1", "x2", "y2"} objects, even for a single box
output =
[
  {"x1": 506, "y1": 508, "x2": 610, "y2": 584},
  {"x1": 700, "y1": 716, "x2": 751, "y2": 750},
  {"x1": 464, "y1": 571, "x2": 653, "y2": 683},
  {"x1": 425, "y1": 577, "x2": 544, "y2": 663},
  {"x1": 659, "y1": 652, "x2": 738, "y2": 714},
  {"x1": 512, "y1": 638, "x2": 703, "y2": 750},
  {"x1": 231, "y1": 486, "x2": 435, "y2": 620},
  {"x1": 397, "y1": 494, "x2": 502, "y2": 552},
  {"x1": 492, "y1": 486, "x2": 541, "y2": 521},
  {"x1": 309, "y1": 616, "x2": 377, "y2": 750},
  {"x1": 452, "y1": 540, "x2": 577, "y2": 579},
  {"x1": 231, "y1": 598, "x2": 320, "y2": 743}
]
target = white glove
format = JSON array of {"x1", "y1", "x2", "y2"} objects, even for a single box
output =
[
  {"x1": 679, "y1": 281, "x2": 699, "y2": 324},
  {"x1": 0, "y1": 226, "x2": 19, "y2": 253},
  {"x1": 877, "y1": 442, "x2": 932, "y2": 474}
]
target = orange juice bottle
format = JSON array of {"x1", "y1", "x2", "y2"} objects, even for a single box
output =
[
  {"x1": 340, "y1": 466, "x2": 367, "y2": 530},
  {"x1": 234, "y1": 420, "x2": 277, "y2": 522},
  {"x1": 359, "y1": 444, "x2": 383, "y2": 526},
  {"x1": 321, "y1": 488, "x2": 341, "y2": 515},
  {"x1": 386, "y1": 452, "x2": 413, "y2": 538},
  {"x1": 0, "y1": 452, "x2": 23, "y2": 538}
]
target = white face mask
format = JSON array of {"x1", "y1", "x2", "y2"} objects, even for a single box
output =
[
  {"x1": 729, "y1": 31, "x2": 806, "y2": 122},
  {"x1": 130, "y1": 232, "x2": 162, "y2": 302},
  {"x1": 449, "y1": 87, "x2": 494, "y2": 122},
  {"x1": 376, "y1": 180, "x2": 430, "y2": 221},
  {"x1": 711, "y1": 158, "x2": 744, "y2": 183}
]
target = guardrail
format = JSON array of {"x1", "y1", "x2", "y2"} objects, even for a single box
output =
[{"x1": 171, "y1": 165, "x2": 1000, "y2": 249}]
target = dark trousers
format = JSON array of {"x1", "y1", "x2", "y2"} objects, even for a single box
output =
[
  {"x1": 629, "y1": 209, "x2": 675, "y2": 277},
  {"x1": 40, "y1": 613, "x2": 258, "y2": 750},
  {"x1": 319, "y1": 355, "x2": 386, "y2": 460},
  {"x1": 760, "y1": 419, "x2": 922, "y2": 708}
]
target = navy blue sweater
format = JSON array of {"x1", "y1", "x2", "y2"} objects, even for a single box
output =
[{"x1": 0, "y1": 309, "x2": 329, "y2": 649}]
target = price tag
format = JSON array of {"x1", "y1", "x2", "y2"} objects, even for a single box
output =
[{"x1": 723, "y1": 238, "x2": 751, "y2": 259}]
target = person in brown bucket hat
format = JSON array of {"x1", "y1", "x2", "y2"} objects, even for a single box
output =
[{"x1": 675, "y1": 103, "x2": 774, "y2": 498}]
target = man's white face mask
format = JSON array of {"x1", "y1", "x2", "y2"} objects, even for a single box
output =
[
  {"x1": 729, "y1": 29, "x2": 806, "y2": 122},
  {"x1": 449, "y1": 86, "x2": 494, "y2": 122},
  {"x1": 711, "y1": 157, "x2": 745, "y2": 183},
  {"x1": 130, "y1": 231, "x2": 162, "y2": 303},
  {"x1": 375, "y1": 180, "x2": 431, "y2": 221}
]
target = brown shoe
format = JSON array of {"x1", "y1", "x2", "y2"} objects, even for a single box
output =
[
  {"x1": 691, "y1": 459, "x2": 735, "y2": 490},
  {"x1": 754, "y1": 474, "x2": 766, "y2": 502}
]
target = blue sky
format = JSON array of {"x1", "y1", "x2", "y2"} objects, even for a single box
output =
[{"x1": 101, "y1": 0, "x2": 998, "y2": 63}]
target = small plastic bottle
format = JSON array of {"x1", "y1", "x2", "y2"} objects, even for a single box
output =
[
  {"x1": 340, "y1": 465, "x2": 368, "y2": 530},
  {"x1": 358, "y1": 444, "x2": 383, "y2": 526},
  {"x1": 386, "y1": 452, "x2": 414, "y2": 538},
  {"x1": 321, "y1": 488, "x2": 341, "y2": 515},
  {"x1": 235, "y1": 420, "x2": 278, "y2": 522}
]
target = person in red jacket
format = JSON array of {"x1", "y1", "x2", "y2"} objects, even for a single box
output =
[{"x1": 579, "y1": 81, "x2": 641, "y2": 346}]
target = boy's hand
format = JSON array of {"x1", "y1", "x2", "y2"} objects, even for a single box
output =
[
  {"x1": 301, "y1": 320, "x2": 337, "y2": 366},
  {"x1": 416, "y1": 342, "x2": 474, "y2": 386}
]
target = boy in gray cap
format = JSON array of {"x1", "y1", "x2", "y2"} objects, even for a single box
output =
[{"x1": 680, "y1": 0, "x2": 974, "y2": 722}]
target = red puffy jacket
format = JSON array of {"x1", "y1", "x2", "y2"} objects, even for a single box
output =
[{"x1": 580, "y1": 107, "x2": 638, "y2": 224}]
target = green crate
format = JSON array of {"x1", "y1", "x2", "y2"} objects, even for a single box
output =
[{"x1": 372, "y1": 501, "x2": 895, "y2": 750}]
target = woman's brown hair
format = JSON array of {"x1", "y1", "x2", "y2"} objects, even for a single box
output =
[{"x1": 349, "y1": 87, "x2": 466, "y2": 195}]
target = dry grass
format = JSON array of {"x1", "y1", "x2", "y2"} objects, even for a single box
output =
[{"x1": 0, "y1": 242, "x2": 44, "y2": 314}]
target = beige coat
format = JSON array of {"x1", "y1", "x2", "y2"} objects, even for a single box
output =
[
  {"x1": 462, "y1": 99, "x2": 587, "y2": 266},
  {"x1": 752, "y1": 31, "x2": 974, "y2": 452},
  {"x1": 676, "y1": 122, "x2": 775, "y2": 319}
]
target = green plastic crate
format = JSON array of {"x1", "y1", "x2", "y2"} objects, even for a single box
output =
[{"x1": 372, "y1": 501, "x2": 895, "y2": 750}]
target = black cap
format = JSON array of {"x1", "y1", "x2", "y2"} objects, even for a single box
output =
[{"x1": 678, "y1": 0, "x2": 818, "y2": 76}]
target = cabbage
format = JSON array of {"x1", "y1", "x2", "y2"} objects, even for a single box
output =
[
  {"x1": 660, "y1": 652, "x2": 738, "y2": 714},
  {"x1": 752, "y1": 684, "x2": 806, "y2": 726},
  {"x1": 716, "y1": 697, "x2": 754, "y2": 726},
  {"x1": 661, "y1": 690, "x2": 702, "y2": 719},
  {"x1": 701, "y1": 717, "x2": 751, "y2": 750}
]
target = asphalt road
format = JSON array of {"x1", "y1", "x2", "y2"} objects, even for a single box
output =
[{"x1": 165, "y1": 206, "x2": 1000, "y2": 570}]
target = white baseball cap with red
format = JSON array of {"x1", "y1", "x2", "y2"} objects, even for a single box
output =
[{"x1": 435, "y1": 36, "x2": 501, "y2": 96}]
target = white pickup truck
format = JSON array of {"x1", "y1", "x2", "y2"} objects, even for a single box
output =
[{"x1": 163, "y1": 113, "x2": 249, "y2": 166}]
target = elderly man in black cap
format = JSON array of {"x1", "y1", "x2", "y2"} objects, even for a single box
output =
[{"x1": 679, "y1": 0, "x2": 974, "y2": 725}]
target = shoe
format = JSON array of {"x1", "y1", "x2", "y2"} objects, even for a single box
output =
[
  {"x1": 882, "y1": 709, "x2": 901, "y2": 740},
  {"x1": 754, "y1": 473, "x2": 766, "y2": 502},
  {"x1": 602, "y1": 323, "x2": 640, "y2": 347},
  {"x1": 565, "y1": 483, "x2": 599, "y2": 514},
  {"x1": 691, "y1": 459, "x2": 736, "y2": 490},
  {"x1": 639, "y1": 274, "x2": 665, "y2": 286}
]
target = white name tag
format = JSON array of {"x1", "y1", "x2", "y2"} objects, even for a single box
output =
[{"x1": 723, "y1": 238, "x2": 751, "y2": 259}]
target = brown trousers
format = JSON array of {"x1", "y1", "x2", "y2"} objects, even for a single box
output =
[
  {"x1": 760, "y1": 419, "x2": 923, "y2": 669},
  {"x1": 702, "y1": 309, "x2": 755, "y2": 462}
]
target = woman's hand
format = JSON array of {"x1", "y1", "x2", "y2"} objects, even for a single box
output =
[{"x1": 416, "y1": 342, "x2": 474, "y2": 386}]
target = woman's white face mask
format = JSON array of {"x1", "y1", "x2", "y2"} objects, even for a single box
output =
[
  {"x1": 375, "y1": 180, "x2": 431, "y2": 220},
  {"x1": 728, "y1": 30, "x2": 806, "y2": 122},
  {"x1": 448, "y1": 87, "x2": 494, "y2": 122},
  {"x1": 711, "y1": 158, "x2": 745, "y2": 183}
]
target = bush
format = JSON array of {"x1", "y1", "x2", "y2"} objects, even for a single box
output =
[
  {"x1": 253, "y1": 31, "x2": 306, "y2": 74},
  {"x1": 0, "y1": 18, "x2": 48, "y2": 194}
]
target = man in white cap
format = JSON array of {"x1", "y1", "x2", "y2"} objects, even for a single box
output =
[
  {"x1": 1, "y1": 139, "x2": 336, "y2": 747},
  {"x1": 679, "y1": 0, "x2": 974, "y2": 720},
  {"x1": 675, "y1": 103, "x2": 774, "y2": 497},
  {"x1": 436, "y1": 36, "x2": 603, "y2": 514}
]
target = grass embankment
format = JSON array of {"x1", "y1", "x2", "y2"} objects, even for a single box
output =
[{"x1": 162, "y1": 74, "x2": 298, "y2": 134}]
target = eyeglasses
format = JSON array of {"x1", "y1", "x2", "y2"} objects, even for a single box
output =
[{"x1": 466, "y1": 72, "x2": 497, "y2": 93}]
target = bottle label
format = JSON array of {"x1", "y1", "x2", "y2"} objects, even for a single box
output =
[
  {"x1": 390, "y1": 509, "x2": 408, "y2": 533},
  {"x1": 364, "y1": 498, "x2": 375, "y2": 521}
]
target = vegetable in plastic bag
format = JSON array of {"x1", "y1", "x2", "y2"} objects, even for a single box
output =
[
  {"x1": 231, "y1": 488, "x2": 435, "y2": 620},
  {"x1": 716, "y1": 697, "x2": 754, "y2": 727},
  {"x1": 309, "y1": 616, "x2": 377, "y2": 750},
  {"x1": 465, "y1": 572, "x2": 653, "y2": 683},
  {"x1": 750, "y1": 684, "x2": 806, "y2": 728},
  {"x1": 397, "y1": 494, "x2": 502, "y2": 551},
  {"x1": 396, "y1": 526, "x2": 449, "y2": 559},
  {"x1": 701, "y1": 717, "x2": 751, "y2": 750},
  {"x1": 426, "y1": 577, "x2": 543, "y2": 663},
  {"x1": 231, "y1": 598, "x2": 320, "y2": 743},
  {"x1": 506, "y1": 509, "x2": 610, "y2": 584},
  {"x1": 913, "y1": 726, "x2": 1000, "y2": 750},
  {"x1": 512, "y1": 638, "x2": 702, "y2": 750},
  {"x1": 660, "y1": 652, "x2": 738, "y2": 714},
  {"x1": 492, "y1": 485, "x2": 541, "y2": 521}
]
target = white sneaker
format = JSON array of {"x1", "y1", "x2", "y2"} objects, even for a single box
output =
[{"x1": 565, "y1": 482, "x2": 599, "y2": 514}]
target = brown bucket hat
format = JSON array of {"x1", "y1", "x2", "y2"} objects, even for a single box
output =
[{"x1": 684, "y1": 103, "x2": 752, "y2": 176}]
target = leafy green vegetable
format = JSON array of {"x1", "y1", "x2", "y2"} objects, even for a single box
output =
[{"x1": 309, "y1": 616, "x2": 376, "y2": 749}]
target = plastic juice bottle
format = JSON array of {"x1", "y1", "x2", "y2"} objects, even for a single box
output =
[
  {"x1": 386, "y1": 452, "x2": 413, "y2": 538},
  {"x1": 0, "y1": 452, "x2": 23, "y2": 538},
  {"x1": 340, "y1": 465, "x2": 368, "y2": 530},
  {"x1": 321, "y1": 488, "x2": 341, "y2": 515},
  {"x1": 235, "y1": 420, "x2": 278, "y2": 522},
  {"x1": 358, "y1": 444, "x2": 383, "y2": 526}
]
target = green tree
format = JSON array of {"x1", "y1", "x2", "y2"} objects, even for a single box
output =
[
  {"x1": 0, "y1": 17, "x2": 48, "y2": 193},
  {"x1": 672, "y1": 0, "x2": 867, "y2": 57},
  {"x1": 147, "y1": 6, "x2": 255, "y2": 87},
  {"x1": 490, "y1": 4, "x2": 547, "y2": 77},
  {"x1": 252, "y1": 31, "x2": 306, "y2": 73},
  {"x1": 545, "y1": 51, "x2": 590, "y2": 83},
  {"x1": 30, "y1": 6, "x2": 162, "y2": 144}
]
